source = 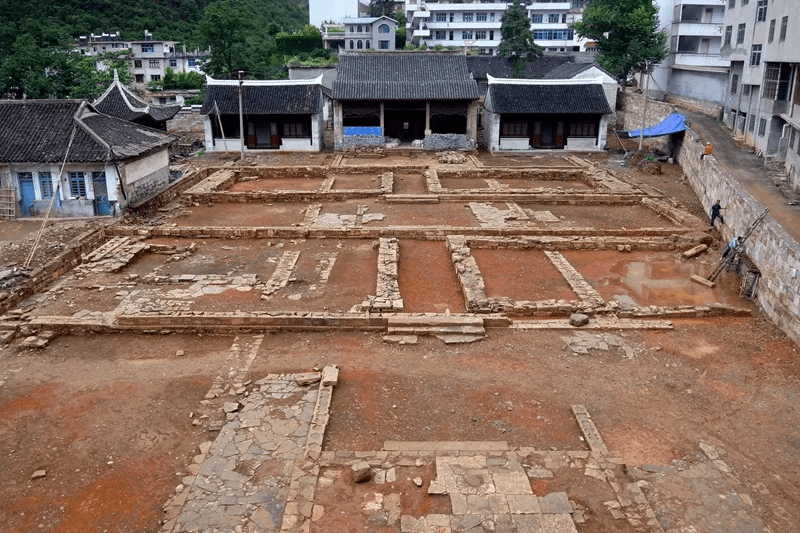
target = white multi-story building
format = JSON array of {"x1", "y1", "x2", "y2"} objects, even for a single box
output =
[
  {"x1": 405, "y1": 0, "x2": 592, "y2": 56},
  {"x1": 645, "y1": 0, "x2": 730, "y2": 114},
  {"x1": 323, "y1": 16, "x2": 399, "y2": 51},
  {"x1": 720, "y1": 0, "x2": 800, "y2": 191},
  {"x1": 310, "y1": 0, "x2": 369, "y2": 27},
  {"x1": 76, "y1": 31, "x2": 208, "y2": 86}
]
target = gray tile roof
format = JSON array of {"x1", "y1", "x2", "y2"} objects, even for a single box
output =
[
  {"x1": 201, "y1": 83, "x2": 323, "y2": 115},
  {"x1": 487, "y1": 83, "x2": 612, "y2": 115},
  {"x1": 466, "y1": 55, "x2": 576, "y2": 81},
  {"x1": 541, "y1": 61, "x2": 616, "y2": 80},
  {"x1": 333, "y1": 53, "x2": 479, "y2": 100},
  {"x1": 0, "y1": 100, "x2": 174, "y2": 163},
  {"x1": 93, "y1": 76, "x2": 181, "y2": 124}
]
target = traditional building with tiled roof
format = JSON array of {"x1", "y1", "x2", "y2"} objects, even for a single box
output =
[
  {"x1": 483, "y1": 76, "x2": 612, "y2": 152},
  {"x1": 92, "y1": 70, "x2": 182, "y2": 130},
  {"x1": 201, "y1": 76, "x2": 326, "y2": 152},
  {"x1": 331, "y1": 52, "x2": 481, "y2": 150},
  {"x1": 0, "y1": 99, "x2": 175, "y2": 217}
]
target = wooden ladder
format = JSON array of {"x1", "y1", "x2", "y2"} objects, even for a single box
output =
[
  {"x1": 707, "y1": 208, "x2": 769, "y2": 282},
  {"x1": 0, "y1": 188, "x2": 15, "y2": 219}
]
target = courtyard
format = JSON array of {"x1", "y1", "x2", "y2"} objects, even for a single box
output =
[{"x1": 0, "y1": 150, "x2": 797, "y2": 533}]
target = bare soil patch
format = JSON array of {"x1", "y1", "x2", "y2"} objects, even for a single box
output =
[
  {"x1": 470, "y1": 249, "x2": 576, "y2": 302},
  {"x1": 398, "y1": 240, "x2": 464, "y2": 313}
]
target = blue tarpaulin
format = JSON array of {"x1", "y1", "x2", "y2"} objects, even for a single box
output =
[
  {"x1": 344, "y1": 126, "x2": 382, "y2": 136},
  {"x1": 617, "y1": 113, "x2": 686, "y2": 138}
]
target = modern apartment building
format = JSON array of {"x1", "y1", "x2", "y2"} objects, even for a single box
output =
[
  {"x1": 309, "y1": 0, "x2": 369, "y2": 26},
  {"x1": 405, "y1": 0, "x2": 593, "y2": 56},
  {"x1": 76, "y1": 31, "x2": 208, "y2": 86},
  {"x1": 720, "y1": 0, "x2": 800, "y2": 190},
  {"x1": 646, "y1": 0, "x2": 730, "y2": 115}
]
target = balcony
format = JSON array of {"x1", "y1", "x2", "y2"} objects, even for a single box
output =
[
  {"x1": 411, "y1": 9, "x2": 430, "y2": 20},
  {"x1": 672, "y1": 22, "x2": 723, "y2": 37},
  {"x1": 423, "y1": 3, "x2": 507, "y2": 10},
  {"x1": 426, "y1": 21, "x2": 502, "y2": 30},
  {"x1": 675, "y1": 0, "x2": 724, "y2": 5},
  {"x1": 412, "y1": 29, "x2": 431, "y2": 39},
  {"x1": 673, "y1": 53, "x2": 729, "y2": 68},
  {"x1": 528, "y1": 2, "x2": 570, "y2": 11}
]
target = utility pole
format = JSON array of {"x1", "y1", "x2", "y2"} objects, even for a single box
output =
[
  {"x1": 237, "y1": 70, "x2": 245, "y2": 160},
  {"x1": 639, "y1": 60, "x2": 650, "y2": 152}
]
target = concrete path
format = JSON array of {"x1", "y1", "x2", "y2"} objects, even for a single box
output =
[{"x1": 680, "y1": 109, "x2": 800, "y2": 243}]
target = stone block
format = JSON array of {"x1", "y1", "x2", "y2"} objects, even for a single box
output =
[
  {"x1": 569, "y1": 313, "x2": 590, "y2": 327},
  {"x1": 351, "y1": 461, "x2": 371, "y2": 483},
  {"x1": 321, "y1": 365, "x2": 339, "y2": 387}
]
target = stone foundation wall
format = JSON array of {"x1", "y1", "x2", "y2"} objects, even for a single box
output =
[
  {"x1": 126, "y1": 166, "x2": 170, "y2": 207},
  {"x1": 676, "y1": 127, "x2": 800, "y2": 344},
  {"x1": 424, "y1": 134, "x2": 475, "y2": 151},
  {"x1": 335, "y1": 135, "x2": 385, "y2": 150},
  {"x1": 617, "y1": 89, "x2": 676, "y2": 152},
  {"x1": 127, "y1": 167, "x2": 211, "y2": 212},
  {"x1": 0, "y1": 228, "x2": 107, "y2": 315}
]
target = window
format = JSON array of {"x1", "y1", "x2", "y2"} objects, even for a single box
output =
[
  {"x1": 768, "y1": 19, "x2": 775, "y2": 42},
  {"x1": 135, "y1": 74, "x2": 144, "y2": 83},
  {"x1": 489, "y1": 30, "x2": 494, "y2": 40},
  {"x1": 436, "y1": 13, "x2": 446, "y2": 22},
  {"x1": 728, "y1": 0, "x2": 735, "y2": 7},
  {"x1": 349, "y1": 26, "x2": 354, "y2": 32},
  {"x1": 188, "y1": 58, "x2": 196, "y2": 67},
  {"x1": 742, "y1": 0, "x2": 748, "y2": 4},
  {"x1": 490, "y1": 12, "x2": 495, "y2": 21},
  {"x1": 724, "y1": 26, "x2": 732, "y2": 45},
  {"x1": 141, "y1": 43, "x2": 154, "y2": 53},
  {"x1": 169, "y1": 59, "x2": 177, "y2": 67},
  {"x1": 450, "y1": 13, "x2": 454, "y2": 22},
  {"x1": 750, "y1": 44, "x2": 762, "y2": 66},
  {"x1": 39, "y1": 173, "x2": 53, "y2": 199},
  {"x1": 762, "y1": 63, "x2": 792, "y2": 100},
  {"x1": 462, "y1": 31, "x2": 473, "y2": 39},
  {"x1": 349, "y1": 40, "x2": 354, "y2": 49},
  {"x1": 548, "y1": 14, "x2": 559, "y2": 23},
  {"x1": 366, "y1": 40, "x2": 370, "y2": 49},
  {"x1": 743, "y1": 84, "x2": 751, "y2": 96},
  {"x1": 357, "y1": 25, "x2": 362, "y2": 32},
  {"x1": 379, "y1": 24, "x2": 390, "y2": 33},
  {"x1": 568, "y1": 122, "x2": 597, "y2": 138},
  {"x1": 435, "y1": 30, "x2": 447, "y2": 39},
  {"x1": 533, "y1": 29, "x2": 574, "y2": 40},
  {"x1": 731, "y1": 74, "x2": 738, "y2": 95},
  {"x1": 69, "y1": 172, "x2": 86, "y2": 198},
  {"x1": 283, "y1": 121, "x2": 310, "y2": 137},
  {"x1": 357, "y1": 40, "x2": 362, "y2": 49},
  {"x1": 501, "y1": 119, "x2": 528, "y2": 137},
  {"x1": 748, "y1": 115, "x2": 756, "y2": 131},
  {"x1": 562, "y1": 14, "x2": 567, "y2": 23},
  {"x1": 756, "y1": 0, "x2": 767, "y2": 22},
  {"x1": 449, "y1": 31, "x2": 454, "y2": 40},
  {"x1": 476, "y1": 12, "x2": 487, "y2": 22},
  {"x1": 151, "y1": 74, "x2": 161, "y2": 81},
  {"x1": 462, "y1": 13, "x2": 473, "y2": 22},
  {"x1": 149, "y1": 59, "x2": 160, "y2": 68},
  {"x1": 531, "y1": 14, "x2": 543, "y2": 23},
  {"x1": 737, "y1": 23, "x2": 746, "y2": 44},
  {"x1": 476, "y1": 30, "x2": 487, "y2": 40},
  {"x1": 379, "y1": 40, "x2": 390, "y2": 49},
  {"x1": 758, "y1": 118, "x2": 767, "y2": 136},
  {"x1": 134, "y1": 59, "x2": 142, "y2": 68},
  {"x1": 780, "y1": 16, "x2": 788, "y2": 42}
]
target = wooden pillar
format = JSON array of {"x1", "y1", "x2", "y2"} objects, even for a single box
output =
[
  {"x1": 425, "y1": 101, "x2": 431, "y2": 135},
  {"x1": 380, "y1": 101, "x2": 385, "y2": 133},
  {"x1": 333, "y1": 101, "x2": 343, "y2": 148}
]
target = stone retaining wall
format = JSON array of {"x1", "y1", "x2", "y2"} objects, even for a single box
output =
[
  {"x1": 128, "y1": 167, "x2": 211, "y2": 212},
  {"x1": 167, "y1": 107, "x2": 205, "y2": 134},
  {"x1": 336, "y1": 135, "x2": 385, "y2": 150},
  {"x1": 676, "y1": 126, "x2": 800, "y2": 344},
  {"x1": 666, "y1": 95, "x2": 723, "y2": 120}
]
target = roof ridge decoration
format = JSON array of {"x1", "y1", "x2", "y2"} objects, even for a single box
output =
[
  {"x1": 205, "y1": 74, "x2": 324, "y2": 87},
  {"x1": 487, "y1": 74, "x2": 606, "y2": 86},
  {"x1": 74, "y1": 102, "x2": 113, "y2": 160},
  {"x1": 92, "y1": 70, "x2": 151, "y2": 114}
]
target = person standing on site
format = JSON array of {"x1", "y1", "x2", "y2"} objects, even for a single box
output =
[
  {"x1": 701, "y1": 142, "x2": 712, "y2": 160},
  {"x1": 710, "y1": 200, "x2": 724, "y2": 228},
  {"x1": 722, "y1": 235, "x2": 741, "y2": 258}
]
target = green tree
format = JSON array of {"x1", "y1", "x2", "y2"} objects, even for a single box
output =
[
  {"x1": 198, "y1": 0, "x2": 253, "y2": 78},
  {"x1": 394, "y1": 8, "x2": 406, "y2": 48},
  {"x1": 369, "y1": 0, "x2": 396, "y2": 17},
  {"x1": 572, "y1": 0, "x2": 667, "y2": 79},
  {"x1": 498, "y1": 0, "x2": 543, "y2": 77}
]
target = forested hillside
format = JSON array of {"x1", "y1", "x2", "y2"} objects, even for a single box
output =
[{"x1": 0, "y1": 0, "x2": 311, "y2": 98}]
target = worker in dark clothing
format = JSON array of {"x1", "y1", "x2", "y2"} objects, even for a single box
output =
[{"x1": 710, "y1": 200, "x2": 724, "y2": 228}]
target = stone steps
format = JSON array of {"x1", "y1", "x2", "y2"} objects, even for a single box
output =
[
  {"x1": 383, "y1": 194, "x2": 439, "y2": 203},
  {"x1": 387, "y1": 325, "x2": 486, "y2": 336},
  {"x1": 387, "y1": 315, "x2": 485, "y2": 328}
]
